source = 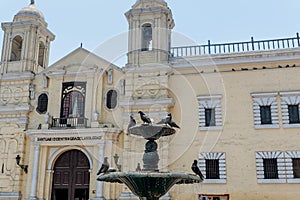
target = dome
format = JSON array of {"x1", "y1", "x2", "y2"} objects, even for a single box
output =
[
  {"x1": 132, "y1": 0, "x2": 168, "y2": 8},
  {"x1": 14, "y1": 4, "x2": 46, "y2": 25}
]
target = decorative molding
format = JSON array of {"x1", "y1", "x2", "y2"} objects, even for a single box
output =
[
  {"x1": 199, "y1": 152, "x2": 226, "y2": 184},
  {"x1": 285, "y1": 151, "x2": 300, "y2": 183},
  {"x1": 251, "y1": 93, "x2": 279, "y2": 129},
  {"x1": 256, "y1": 151, "x2": 286, "y2": 183},
  {"x1": 47, "y1": 146, "x2": 93, "y2": 171},
  {"x1": 119, "y1": 98, "x2": 174, "y2": 109},
  {"x1": 25, "y1": 128, "x2": 122, "y2": 145},
  {"x1": 280, "y1": 91, "x2": 300, "y2": 128},
  {"x1": 171, "y1": 48, "x2": 300, "y2": 69},
  {"x1": 0, "y1": 192, "x2": 21, "y2": 198},
  {"x1": 197, "y1": 95, "x2": 223, "y2": 130}
]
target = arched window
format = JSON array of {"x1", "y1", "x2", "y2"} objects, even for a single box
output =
[
  {"x1": 36, "y1": 93, "x2": 48, "y2": 114},
  {"x1": 61, "y1": 91, "x2": 85, "y2": 118},
  {"x1": 10, "y1": 35, "x2": 23, "y2": 61},
  {"x1": 106, "y1": 89, "x2": 118, "y2": 110},
  {"x1": 38, "y1": 41, "x2": 45, "y2": 67},
  {"x1": 142, "y1": 24, "x2": 152, "y2": 51}
]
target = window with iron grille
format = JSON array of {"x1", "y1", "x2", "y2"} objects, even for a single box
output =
[
  {"x1": 292, "y1": 158, "x2": 300, "y2": 178},
  {"x1": 263, "y1": 158, "x2": 278, "y2": 179},
  {"x1": 60, "y1": 82, "x2": 86, "y2": 119},
  {"x1": 205, "y1": 108, "x2": 216, "y2": 127},
  {"x1": 288, "y1": 105, "x2": 300, "y2": 124},
  {"x1": 36, "y1": 93, "x2": 48, "y2": 114},
  {"x1": 260, "y1": 106, "x2": 272, "y2": 124},
  {"x1": 205, "y1": 159, "x2": 220, "y2": 179}
]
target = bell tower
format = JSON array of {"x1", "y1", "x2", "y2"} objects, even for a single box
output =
[
  {"x1": 1, "y1": 1, "x2": 55, "y2": 74},
  {"x1": 125, "y1": 0, "x2": 175, "y2": 67}
]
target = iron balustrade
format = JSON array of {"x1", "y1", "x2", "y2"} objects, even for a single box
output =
[
  {"x1": 170, "y1": 33, "x2": 300, "y2": 58},
  {"x1": 51, "y1": 117, "x2": 88, "y2": 128}
]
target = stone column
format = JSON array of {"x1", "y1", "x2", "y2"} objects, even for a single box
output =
[
  {"x1": 92, "y1": 141, "x2": 105, "y2": 200},
  {"x1": 28, "y1": 143, "x2": 40, "y2": 200}
]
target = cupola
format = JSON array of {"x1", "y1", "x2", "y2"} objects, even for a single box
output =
[
  {"x1": 0, "y1": 0, "x2": 55, "y2": 74},
  {"x1": 125, "y1": 0, "x2": 174, "y2": 67}
]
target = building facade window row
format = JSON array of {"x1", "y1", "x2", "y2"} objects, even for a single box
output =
[
  {"x1": 198, "y1": 91, "x2": 300, "y2": 130},
  {"x1": 256, "y1": 151, "x2": 300, "y2": 183},
  {"x1": 252, "y1": 91, "x2": 300, "y2": 129},
  {"x1": 199, "y1": 151, "x2": 300, "y2": 184}
]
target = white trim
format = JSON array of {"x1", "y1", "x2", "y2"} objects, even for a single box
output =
[
  {"x1": 285, "y1": 151, "x2": 300, "y2": 183},
  {"x1": 197, "y1": 95, "x2": 222, "y2": 100},
  {"x1": 199, "y1": 126, "x2": 223, "y2": 131},
  {"x1": 251, "y1": 93, "x2": 279, "y2": 129},
  {"x1": 197, "y1": 95, "x2": 223, "y2": 130},
  {"x1": 251, "y1": 92, "x2": 278, "y2": 97},
  {"x1": 280, "y1": 92, "x2": 300, "y2": 127},
  {"x1": 0, "y1": 192, "x2": 21, "y2": 198},
  {"x1": 199, "y1": 152, "x2": 226, "y2": 184},
  {"x1": 258, "y1": 179, "x2": 286, "y2": 184},
  {"x1": 256, "y1": 151, "x2": 286, "y2": 183},
  {"x1": 280, "y1": 91, "x2": 300, "y2": 96}
]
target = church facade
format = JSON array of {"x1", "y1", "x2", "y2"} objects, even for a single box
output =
[{"x1": 1, "y1": 0, "x2": 300, "y2": 199}]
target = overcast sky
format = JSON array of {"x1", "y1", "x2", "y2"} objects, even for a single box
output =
[{"x1": 1, "y1": 0, "x2": 300, "y2": 67}]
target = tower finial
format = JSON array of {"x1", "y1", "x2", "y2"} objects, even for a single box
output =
[{"x1": 30, "y1": 0, "x2": 35, "y2": 5}]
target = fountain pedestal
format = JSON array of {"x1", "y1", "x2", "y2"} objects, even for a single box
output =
[{"x1": 98, "y1": 124, "x2": 202, "y2": 200}]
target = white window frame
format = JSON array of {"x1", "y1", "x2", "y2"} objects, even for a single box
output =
[
  {"x1": 251, "y1": 92, "x2": 279, "y2": 129},
  {"x1": 285, "y1": 151, "x2": 300, "y2": 183},
  {"x1": 197, "y1": 95, "x2": 222, "y2": 131},
  {"x1": 256, "y1": 151, "x2": 285, "y2": 183},
  {"x1": 199, "y1": 152, "x2": 226, "y2": 184},
  {"x1": 280, "y1": 91, "x2": 300, "y2": 128}
]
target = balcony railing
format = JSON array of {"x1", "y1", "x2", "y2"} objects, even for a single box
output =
[
  {"x1": 170, "y1": 33, "x2": 300, "y2": 58},
  {"x1": 51, "y1": 117, "x2": 88, "y2": 128}
]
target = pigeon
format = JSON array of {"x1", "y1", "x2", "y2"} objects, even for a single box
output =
[
  {"x1": 138, "y1": 111, "x2": 152, "y2": 124},
  {"x1": 191, "y1": 160, "x2": 204, "y2": 181},
  {"x1": 136, "y1": 163, "x2": 142, "y2": 172},
  {"x1": 97, "y1": 157, "x2": 109, "y2": 175},
  {"x1": 167, "y1": 113, "x2": 180, "y2": 129},
  {"x1": 168, "y1": 119, "x2": 180, "y2": 129},
  {"x1": 157, "y1": 113, "x2": 171, "y2": 125},
  {"x1": 127, "y1": 114, "x2": 136, "y2": 133}
]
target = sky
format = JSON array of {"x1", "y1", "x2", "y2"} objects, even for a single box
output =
[{"x1": 0, "y1": 0, "x2": 300, "y2": 67}]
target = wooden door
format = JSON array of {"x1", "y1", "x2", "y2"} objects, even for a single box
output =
[{"x1": 51, "y1": 150, "x2": 90, "y2": 200}]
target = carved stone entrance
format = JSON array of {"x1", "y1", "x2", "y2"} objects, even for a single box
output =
[{"x1": 51, "y1": 150, "x2": 90, "y2": 200}]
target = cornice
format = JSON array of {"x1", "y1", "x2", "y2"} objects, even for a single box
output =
[
  {"x1": 171, "y1": 48, "x2": 300, "y2": 69},
  {"x1": 119, "y1": 97, "x2": 174, "y2": 109}
]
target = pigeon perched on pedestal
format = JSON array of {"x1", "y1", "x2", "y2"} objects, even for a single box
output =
[
  {"x1": 157, "y1": 113, "x2": 171, "y2": 125},
  {"x1": 138, "y1": 111, "x2": 152, "y2": 124},
  {"x1": 158, "y1": 113, "x2": 180, "y2": 129},
  {"x1": 168, "y1": 117, "x2": 180, "y2": 129},
  {"x1": 97, "y1": 157, "x2": 109, "y2": 175},
  {"x1": 127, "y1": 114, "x2": 136, "y2": 133},
  {"x1": 191, "y1": 160, "x2": 204, "y2": 181},
  {"x1": 136, "y1": 163, "x2": 141, "y2": 172}
]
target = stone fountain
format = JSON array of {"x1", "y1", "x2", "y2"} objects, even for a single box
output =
[{"x1": 97, "y1": 124, "x2": 202, "y2": 200}]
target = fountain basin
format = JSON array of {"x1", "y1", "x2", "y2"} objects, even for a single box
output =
[
  {"x1": 129, "y1": 124, "x2": 175, "y2": 140},
  {"x1": 98, "y1": 172, "x2": 201, "y2": 200}
]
